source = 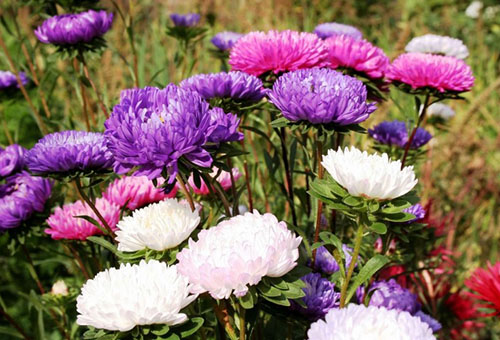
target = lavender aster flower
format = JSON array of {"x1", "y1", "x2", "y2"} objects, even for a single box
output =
[
  {"x1": 207, "y1": 107, "x2": 243, "y2": 144},
  {"x1": 0, "y1": 71, "x2": 29, "y2": 90},
  {"x1": 34, "y1": 10, "x2": 113, "y2": 45},
  {"x1": 292, "y1": 273, "x2": 340, "y2": 320},
  {"x1": 170, "y1": 13, "x2": 200, "y2": 27},
  {"x1": 211, "y1": 31, "x2": 244, "y2": 51},
  {"x1": 415, "y1": 311, "x2": 442, "y2": 332},
  {"x1": 368, "y1": 279, "x2": 421, "y2": 314},
  {"x1": 27, "y1": 131, "x2": 113, "y2": 177},
  {"x1": 0, "y1": 171, "x2": 52, "y2": 231},
  {"x1": 314, "y1": 22, "x2": 363, "y2": 40},
  {"x1": 180, "y1": 72, "x2": 267, "y2": 103},
  {"x1": 0, "y1": 145, "x2": 27, "y2": 178},
  {"x1": 268, "y1": 68, "x2": 376, "y2": 125},
  {"x1": 104, "y1": 85, "x2": 213, "y2": 181},
  {"x1": 368, "y1": 120, "x2": 432, "y2": 149},
  {"x1": 315, "y1": 245, "x2": 356, "y2": 275},
  {"x1": 404, "y1": 203, "x2": 426, "y2": 223}
]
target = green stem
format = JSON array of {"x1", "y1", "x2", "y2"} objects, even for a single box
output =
[
  {"x1": 79, "y1": 53, "x2": 109, "y2": 118},
  {"x1": 0, "y1": 306, "x2": 31, "y2": 340},
  {"x1": 311, "y1": 134, "x2": 324, "y2": 267},
  {"x1": 176, "y1": 174, "x2": 196, "y2": 212},
  {"x1": 401, "y1": 94, "x2": 431, "y2": 168},
  {"x1": 239, "y1": 305, "x2": 246, "y2": 340},
  {"x1": 339, "y1": 221, "x2": 364, "y2": 307}
]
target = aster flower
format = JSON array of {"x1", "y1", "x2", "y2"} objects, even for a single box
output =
[
  {"x1": 188, "y1": 167, "x2": 241, "y2": 195},
  {"x1": 325, "y1": 35, "x2": 390, "y2": 79},
  {"x1": 51, "y1": 280, "x2": 69, "y2": 296},
  {"x1": 307, "y1": 304, "x2": 435, "y2": 340},
  {"x1": 77, "y1": 260, "x2": 197, "y2": 332},
  {"x1": 27, "y1": 131, "x2": 113, "y2": 177},
  {"x1": 368, "y1": 279, "x2": 421, "y2": 314},
  {"x1": 0, "y1": 144, "x2": 27, "y2": 178},
  {"x1": 34, "y1": 10, "x2": 113, "y2": 46},
  {"x1": 292, "y1": 273, "x2": 340, "y2": 320},
  {"x1": 313, "y1": 22, "x2": 363, "y2": 40},
  {"x1": 268, "y1": 68, "x2": 376, "y2": 125},
  {"x1": 211, "y1": 31, "x2": 244, "y2": 51},
  {"x1": 45, "y1": 198, "x2": 120, "y2": 240},
  {"x1": 103, "y1": 176, "x2": 177, "y2": 211},
  {"x1": 322, "y1": 147, "x2": 418, "y2": 200},
  {"x1": 314, "y1": 245, "x2": 356, "y2": 275},
  {"x1": 177, "y1": 210, "x2": 302, "y2": 299},
  {"x1": 206, "y1": 107, "x2": 244, "y2": 144},
  {"x1": 405, "y1": 34, "x2": 469, "y2": 59},
  {"x1": 0, "y1": 171, "x2": 52, "y2": 231},
  {"x1": 386, "y1": 53, "x2": 474, "y2": 93},
  {"x1": 465, "y1": 262, "x2": 500, "y2": 316},
  {"x1": 115, "y1": 199, "x2": 200, "y2": 252},
  {"x1": 465, "y1": 1, "x2": 483, "y2": 18},
  {"x1": 229, "y1": 30, "x2": 328, "y2": 76},
  {"x1": 415, "y1": 311, "x2": 442, "y2": 332},
  {"x1": 169, "y1": 13, "x2": 200, "y2": 27},
  {"x1": 104, "y1": 85, "x2": 214, "y2": 181},
  {"x1": 0, "y1": 71, "x2": 29, "y2": 90},
  {"x1": 368, "y1": 120, "x2": 432, "y2": 149},
  {"x1": 404, "y1": 204, "x2": 426, "y2": 223},
  {"x1": 427, "y1": 103, "x2": 455, "y2": 120},
  {"x1": 180, "y1": 71, "x2": 267, "y2": 103}
]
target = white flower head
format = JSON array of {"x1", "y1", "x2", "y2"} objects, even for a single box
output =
[
  {"x1": 115, "y1": 199, "x2": 200, "y2": 252},
  {"x1": 77, "y1": 260, "x2": 197, "y2": 332},
  {"x1": 321, "y1": 146, "x2": 417, "y2": 200},
  {"x1": 405, "y1": 34, "x2": 469, "y2": 59},
  {"x1": 307, "y1": 304, "x2": 436, "y2": 340},
  {"x1": 426, "y1": 103, "x2": 456, "y2": 120},
  {"x1": 465, "y1": 1, "x2": 483, "y2": 18},
  {"x1": 51, "y1": 280, "x2": 68, "y2": 296},
  {"x1": 176, "y1": 210, "x2": 302, "y2": 299}
]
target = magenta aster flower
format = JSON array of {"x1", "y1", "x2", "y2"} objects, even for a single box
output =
[
  {"x1": 104, "y1": 85, "x2": 214, "y2": 181},
  {"x1": 0, "y1": 71, "x2": 29, "y2": 90},
  {"x1": 229, "y1": 30, "x2": 328, "y2": 76},
  {"x1": 385, "y1": 53, "x2": 474, "y2": 93},
  {"x1": 103, "y1": 176, "x2": 178, "y2": 211},
  {"x1": 211, "y1": 31, "x2": 244, "y2": 51},
  {"x1": 34, "y1": 9, "x2": 113, "y2": 45},
  {"x1": 169, "y1": 13, "x2": 200, "y2": 27},
  {"x1": 0, "y1": 144, "x2": 27, "y2": 178},
  {"x1": 325, "y1": 35, "x2": 389, "y2": 79},
  {"x1": 368, "y1": 120, "x2": 432, "y2": 149},
  {"x1": 314, "y1": 22, "x2": 362, "y2": 40},
  {"x1": 188, "y1": 167, "x2": 241, "y2": 195},
  {"x1": 45, "y1": 198, "x2": 120, "y2": 240}
]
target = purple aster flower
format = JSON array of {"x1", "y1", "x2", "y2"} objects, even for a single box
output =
[
  {"x1": 414, "y1": 311, "x2": 442, "y2": 332},
  {"x1": 211, "y1": 31, "x2": 244, "y2": 51},
  {"x1": 314, "y1": 22, "x2": 363, "y2": 40},
  {"x1": 0, "y1": 71, "x2": 29, "y2": 90},
  {"x1": 180, "y1": 72, "x2": 267, "y2": 103},
  {"x1": 0, "y1": 171, "x2": 52, "y2": 231},
  {"x1": 34, "y1": 10, "x2": 113, "y2": 45},
  {"x1": 315, "y1": 245, "x2": 356, "y2": 275},
  {"x1": 291, "y1": 273, "x2": 340, "y2": 320},
  {"x1": 104, "y1": 85, "x2": 214, "y2": 181},
  {"x1": 169, "y1": 13, "x2": 200, "y2": 27},
  {"x1": 0, "y1": 144, "x2": 27, "y2": 178},
  {"x1": 403, "y1": 203, "x2": 426, "y2": 223},
  {"x1": 368, "y1": 120, "x2": 432, "y2": 149},
  {"x1": 207, "y1": 107, "x2": 243, "y2": 144},
  {"x1": 268, "y1": 68, "x2": 377, "y2": 125},
  {"x1": 27, "y1": 131, "x2": 114, "y2": 176},
  {"x1": 368, "y1": 279, "x2": 421, "y2": 314}
]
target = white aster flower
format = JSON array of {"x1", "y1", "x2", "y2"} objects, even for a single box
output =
[
  {"x1": 321, "y1": 147, "x2": 417, "y2": 200},
  {"x1": 77, "y1": 260, "x2": 197, "y2": 332},
  {"x1": 176, "y1": 210, "x2": 302, "y2": 299},
  {"x1": 307, "y1": 304, "x2": 436, "y2": 340},
  {"x1": 426, "y1": 103, "x2": 456, "y2": 120},
  {"x1": 405, "y1": 34, "x2": 469, "y2": 59},
  {"x1": 115, "y1": 199, "x2": 200, "y2": 252},
  {"x1": 51, "y1": 280, "x2": 68, "y2": 296},
  {"x1": 465, "y1": 1, "x2": 483, "y2": 18}
]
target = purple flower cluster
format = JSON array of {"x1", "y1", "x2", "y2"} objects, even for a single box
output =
[
  {"x1": 292, "y1": 273, "x2": 340, "y2": 320},
  {"x1": 104, "y1": 85, "x2": 214, "y2": 181},
  {"x1": 368, "y1": 120, "x2": 432, "y2": 149},
  {"x1": 0, "y1": 71, "x2": 29, "y2": 90},
  {"x1": 415, "y1": 311, "x2": 442, "y2": 332},
  {"x1": 314, "y1": 22, "x2": 362, "y2": 40},
  {"x1": 0, "y1": 171, "x2": 52, "y2": 231},
  {"x1": 34, "y1": 10, "x2": 113, "y2": 45},
  {"x1": 27, "y1": 131, "x2": 114, "y2": 176},
  {"x1": 268, "y1": 68, "x2": 377, "y2": 125},
  {"x1": 0, "y1": 145, "x2": 27, "y2": 178},
  {"x1": 207, "y1": 107, "x2": 243, "y2": 144},
  {"x1": 170, "y1": 13, "x2": 200, "y2": 27},
  {"x1": 211, "y1": 31, "x2": 244, "y2": 51},
  {"x1": 404, "y1": 203, "x2": 426, "y2": 223},
  {"x1": 180, "y1": 72, "x2": 267, "y2": 103},
  {"x1": 315, "y1": 245, "x2": 357, "y2": 275}
]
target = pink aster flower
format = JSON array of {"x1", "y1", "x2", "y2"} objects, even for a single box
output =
[
  {"x1": 325, "y1": 35, "x2": 389, "y2": 79},
  {"x1": 228, "y1": 30, "x2": 328, "y2": 76},
  {"x1": 103, "y1": 176, "x2": 178, "y2": 211},
  {"x1": 45, "y1": 198, "x2": 120, "y2": 240},
  {"x1": 385, "y1": 53, "x2": 474, "y2": 93},
  {"x1": 188, "y1": 167, "x2": 241, "y2": 195}
]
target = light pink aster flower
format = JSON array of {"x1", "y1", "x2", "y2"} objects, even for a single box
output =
[
  {"x1": 176, "y1": 210, "x2": 302, "y2": 299},
  {"x1": 229, "y1": 30, "x2": 328, "y2": 76},
  {"x1": 325, "y1": 35, "x2": 389, "y2": 79},
  {"x1": 45, "y1": 198, "x2": 120, "y2": 240},
  {"x1": 188, "y1": 167, "x2": 241, "y2": 195},
  {"x1": 103, "y1": 176, "x2": 177, "y2": 211},
  {"x1": 385, "y1": 53, "x2": 474, "y2": 93}
]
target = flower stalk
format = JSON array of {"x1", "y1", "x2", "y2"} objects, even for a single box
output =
[{"x1": 339, "y1": 221, "x2": 364, "y2": 307}]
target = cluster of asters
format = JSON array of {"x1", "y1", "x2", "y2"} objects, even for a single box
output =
[{"x1": 1, "y1": 7, "x2": 498, "y2": 340}]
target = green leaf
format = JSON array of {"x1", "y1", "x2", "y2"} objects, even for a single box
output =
[
  {"x1": 258, "y1": 284, "x2": 283, "y2": 297},
  {"x1": 151, "y1": 325, "x2": 170, "y2": 336},
  {"x1": 270, "y1": 117, "x2": 288, "y2": 128},
  {"x1": 282, "y1": 284, "x2": 305, "y2": 299},
  {"x1": 87, "y1": 236, "x2": 118, "y2": 255},
  {"x1": 180, "y1": 317, "x2": 204, "y2": 338},
  {"x1": 75, "y1": 215, "x2": 108, "y2": 235},
  {"x1": 343, "y1": 196, "x2": 362, "y2": 207},
  {"x1": 368, "y1": 222, "x2": 387, "y2": 234},
  {"x1": 261, "y1": 293, "x2": 290, "y2": 307},
  {"x1": 239, "y1": 287, "x2": 258, "y2": 309},
  {"x1": 346, "y1": 255, "x2": 390, "y2": 303}
]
